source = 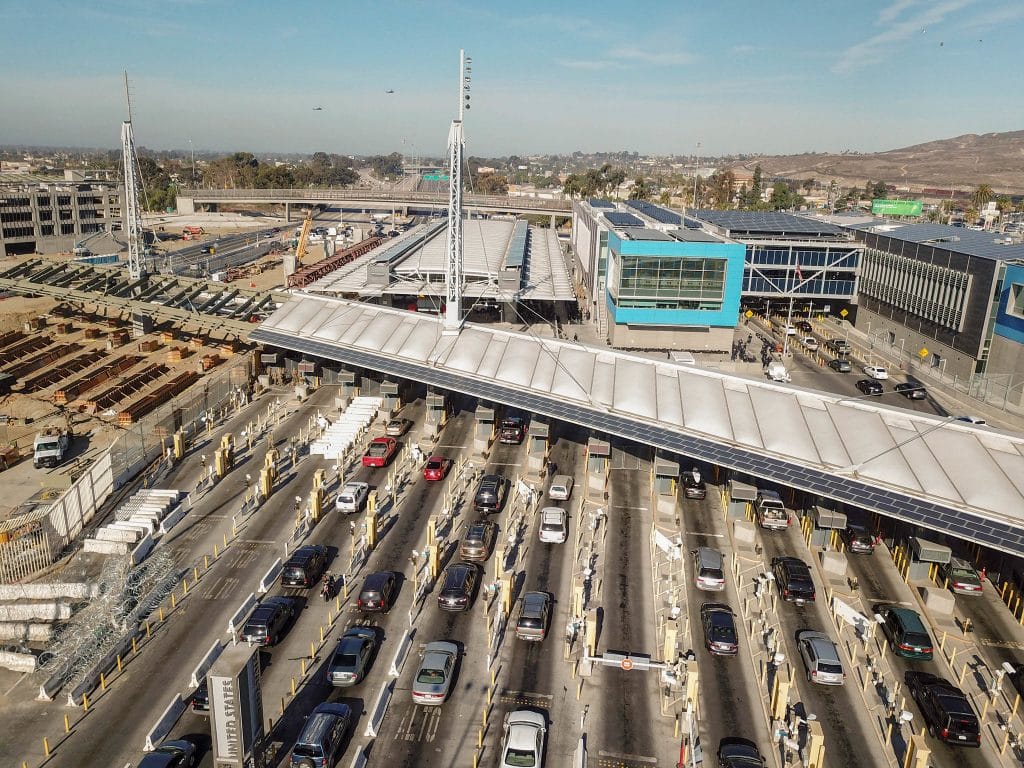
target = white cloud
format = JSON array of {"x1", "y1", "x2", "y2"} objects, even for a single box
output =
[
  {"x1": 832, "y1": 0, "x2": 975, "y2": 73},
  {"x1": 876, "y1": 0, "x2": 922, "y2": 26},
  {"x1": 607, "y1": 46, "x2": 694, "y2": 66},
  {"x1": 555, "y1": 58, "x2": 613, "y2": 71}
]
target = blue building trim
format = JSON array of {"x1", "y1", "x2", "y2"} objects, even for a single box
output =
[
  {"x1": 605, "y1": 231, "x2": 745, "y2": 328},
  {"x1": 994, "y1": 263, "x2": 1024, "y2": 345}
]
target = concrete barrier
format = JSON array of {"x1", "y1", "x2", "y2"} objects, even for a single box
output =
[
  {"x1": 96, "y1": 527, "x2": 142, "y2": 543},
  {"x1": 227, "y1": 593, "x2": 258, "y2": 635},
  {"x1": 820, "y1": 550, "x2": 848, "y2": 577},
  {"x1": 0, "y1": 583, "x2": 94, "y2": 600},
  {"x1": 143, "y1": 693, "x2": 187, "y2": 751},
  {"x1": 132, "y1": 534, "x2": 155, "y2": 565},
  {"x1": 733, "y1": 520, "x2": 757, "y2": 544},
  {"x1": 84, "y1": 538, "x2": 131, "y2": 555},
  {"x1": 0, "y1": 650, "x2": 37, "y2": 673},
  {"x1": 159, "y1": 503, "x2": 189, "y2": 535},
  {"x1": 189, "y1": 639, "x2": 225, "y2": 689},
  {"x1": 38, "y1": 669, "x2": 67, "y2": 701},
  {"x1": 0, "y1": 621, "x2": 53, "y2": 642},
  {"x1": 257, "y1": 558, "x2": 283, "y2": 594},
  {"x1": 574, "y1": 736, "x2": 587, "y2": 768},
  {"x1": 389, "y1": 629, "x2": 415, "y2": 677},
  {"x1": 0, "y1": 602, "x2": 72, "y2": 622},
  {"x1": 348, "y1": 747, "x2": 369, "y2": 768},
  {"x1": 67, "y1": 630, "x2": 139, "y2": 705},
  {"x1": 920, "y1": 586, "x2": 955, "y2": 616},
  {"x1": 364, "y1": 679, "x2": 394, "y2": 737}
]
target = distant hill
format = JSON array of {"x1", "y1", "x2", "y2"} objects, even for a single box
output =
[{"x1": 728, "y1": 131, "x2": 1024, "y2": 195}]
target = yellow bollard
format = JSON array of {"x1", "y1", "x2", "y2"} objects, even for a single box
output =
[
  {"x1": 134, "y1": 634, "x2": 140, "y2": 652},
  {"x1": 291, "y1": 677, "x2": 296, "y2": 696},
  {"x1": 117, "y1": 654, "x2": 123, "y2": 672},
  {"x1": 327, "y1": 610, "x2": 333, "y2": 625},
  {"x1": 214, "y1": 544, "x2": 219, "y2": 558},
  {"x1": 43, "y1": 737, "x2": 51, "y2": 757},
  {"x1": 82, "y1": 693, "x2": 89, "y2": 712},
  {"x1": 64, "y1": 713, "x2": 70, "y2": 733},
  {"x1": 311, "y1": 641, "x2": 316, "y2": 660},
  {"x1": 159, "y1": 606, "x2": 165, "y2": 622},
  {"x1": 301, "y1": 658, "x2": 307, "y2": 676},
  {"x1": 171, "y1": 592, "x2": 177, "y2": 609},
  {"x1": 281, "y1": 697, "x2": 286, "y2": 715},
  {"x1": 194, "y1": 566, "x2": 199, "y2": 582},
  {"x1": 183, "y1": 579, "x2": 188, "y2": 595},
  {"x1": 478, "y1": 728, "x2": 483, "y2": 749},
  {"x1": 335, "y1": 596, "x2": 341, "y2": 612},
  {"x1": 100, "y1": 672, "x2": 106, "y2": 691},
  {"x1": 223, "y1": 532, "x2": 228, "y2": 548},
  {"x1": 205, "y1": 555, "x2": 210, "y2": 570},
  {"x1": 320, "y1": 626, "x2": 325, "y2": 643}
]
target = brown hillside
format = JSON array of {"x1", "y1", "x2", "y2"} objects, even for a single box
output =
[{"x1": 728, "y1": 130, "x2": 1024, "y2": 194}]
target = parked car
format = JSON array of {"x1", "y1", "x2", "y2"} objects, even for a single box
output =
[
  {"x1": 855, "y1": 378, "x2": 883, "y2": 396},
  {"x1": 717, "y1": 739, "x2": 766, "y2": 768},
  {"x1": 515, "y1": 591, "x2": 552, "y2": 642},
  {"x1": 423, "y1": 455, "x2": 453, "y2": 481},
  {"x1": 826, "y1": 339, "x2": 852, "y2": 355},
  {"x1": 385, "y1": 417, "x2": 412, "y2": 436},
  {"x1": 138, "y1": 739, "x2": 196, "y2": 768},
  {"x1": 796, "y1": 320, "x2": 813, "y2": 334},
  {"x1": 362, "y1": 436, "x2": 398, "y2": 468},
  {"x1": 412, "y1": 641, "x2": 459, "y2": 705},
  {"x1": 327, "y1": 626, "x2": 378, "y2": 687},
  {"x1": 460, "y1": 520, "x2": 498, "y2": 561},
  {"x1": 290, "y1": 702, "x2": 352, "y2": 767},
  {"x1": 281, "y1": 545, "x2": 328, "y2": 588},
  {"x1": 693, "y1": 546, "x2": 726, "y2": 592},
  {"x1": 801, "y1": 336, "x2": 819, "y2": 351},
  {"x1": 538, "y1": 507, "x2": 568, "y2": 544},
  {"x1": 796, "y1": 630, "x2": 845, "y2": 685},
  {"x1": 905, "y1": 671, "x2": 981, "y2": 747},
  {"x1": 894, "y1": 382, "x2": 927, "y2": 400},
  {"x1": 500, "y1": 709, "x2": 547, "y2": 768},
  {"x1": 874, "y1": 604, "x2": 934, "y2": 660},
  {"x1": 499, "y1": 416, "x2": 526, "y2": 444},
  {"x1": 771, "y1": 557, "x2": 815, "y2": 604},
  {"x1": 357, "y1": 571, "x2": 397, "y2": 613},
  {"x1": 190, "y1": 680, "x2": 209, "y2": 712},
  {"x1": 754, "y1": 489, "x2": 790, "y2": 531},
  {"x1": 783, "y1": 324, "x2": 797, "y2": 336},
  {"x1": 682, "y1": 469, "x2": 707, "y2": 500},
  {"x1": 828, "y1": 358, "x2": 852, "y2": 373},
  {"x1": 863, "y1": 364, "x2": 889, "y2": 380},
  {"x1": 548, "y1": 474, "x2": 574, "y2": 501},
  {"x1": 437, "y1": 563, "x2": 480, "y2": 611},
  {"x1": 474, "y1": 474, "x2": 509, "y2": 514},
  {"x1": 841, "y1": 524, "x2": 878, "y2": 555},
  {"x1": 335, "y1": 481, "x2": 369, "y2": 514},
  {"x1": 940, "y1": 557, "x2": 983, "y2": 595},
  {"x1": 700, "y1": 602, "x2": 738, "y2": 656},
  {"x1": 241, "y1": 596, "x2": 297, "y2": 646}
]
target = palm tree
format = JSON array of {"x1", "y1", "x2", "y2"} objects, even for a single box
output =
[{"x1": 972, "y1": 184, "x2": 994, "y2": 210}]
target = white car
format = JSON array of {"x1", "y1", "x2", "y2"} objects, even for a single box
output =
[
  {"x1": 336, "y1": 481, "x2": 369, "y2": 514},
  {"x1": 538, "y1": 507, "x2": 567, "y2": 544},
  {"x1": 784, "y1": 324, "x2": 797, "y2": 336},
  {"x1": 802, "y1": 337, "x2": 818, "y2": 351},
  {"x1": 862, "y1": 365, "x2": 889, "y2": 380},
  {"x1": 500, "y1": 709, "x2": 547, "y2": 768}
]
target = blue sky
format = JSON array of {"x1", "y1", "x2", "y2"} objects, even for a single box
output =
[{"x1": 2, "y1": 0, "x2": 1022, "y2": 157}]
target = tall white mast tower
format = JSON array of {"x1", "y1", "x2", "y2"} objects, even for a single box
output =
[
  {"x1": 121, "y1": 72, "x2": 146, "y2": 281},
  {"x1": 443, "y1": 50, "x2": 471, "y2": 333}
]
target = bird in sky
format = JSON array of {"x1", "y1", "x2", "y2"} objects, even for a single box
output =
[
  {"x1": 385, "y1": 90, "x2": 395, "y2": 94},
  {"x1": 312, "y1": 106, "x2": 323, "y2": 111}
]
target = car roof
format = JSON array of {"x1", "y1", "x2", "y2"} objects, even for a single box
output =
[
  {"x1": 288, "y1": 545, "x2": 323, "y2": 563},
  {"x1": 300, "y1": 703, "x2": 351, "y2": 742},
  {"x1": 362, "y1": 571, "x2": 392, "y2": 588},
  {"x1": 541, "y1": 507, "x2": 566, "y2": 518},
  {"x1": 522, "y1": 591, "x2": 550, "y2": 611},
  {"x1": 342, "y1": 481, "x2": 368, "y2": 491},
  {"x1": 506, "y1": 709, "x2": 544, "y2": 748}
]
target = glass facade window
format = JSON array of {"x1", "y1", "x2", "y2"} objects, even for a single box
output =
[
  {"x1": 747, "y1": 247, "x2": 859, "y2": 268},
  {"x1": 1009, "y1": 284, "x2": 1024, "y2": 320},
  {"x1": 613, "y1": 255, "x2": 726, "y2": 304},
  {"x1": 860, "y1": 247, "x2": 970, "y2": 331}
]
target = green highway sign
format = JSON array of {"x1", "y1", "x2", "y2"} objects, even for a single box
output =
[
  {"x1": 423, "y1": 174, "x2": 450, "y2": 181},
  {"x1": 871, "y1": 199, "x2": 922, "y2": 217}
]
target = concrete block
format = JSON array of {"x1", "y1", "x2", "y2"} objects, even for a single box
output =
[
  {"x1": 83, "y1": 538, "x2": 131, "y2": 555},
  {"x1": 0, "y1": 622, "x2": 53, "y2": 642},
  {"x1": 257, "y1": 558, "x2": 283, "y2": 594},
  {"x1": 389, "y1": 630, "x2": 415, "y2": 677},
  {"x1": 131, "y1": 534, "x2": 155, "y2": 565},
  {"x1": 364, "y1": 679, "x2": 394, "y2": 738},
  {"x1": 159, "y1": 504, "x2": 188, "y2": 535},
  {"x1": 0, "y1": 650, "x2": 37, "y2": 673},
  {"x1": 227, "y1": 593, "x2": 258, "y2": 635},
  {"x1": 820, "y1": 550, "x2": 848, "y2": 577},
  {"x1": 96, "y1": 527, "x2": 141, "y2": 543},
  {"x1": 143, "y1": 694, "x2": 186, "y2": 751},
  {"x1": 920, "y1": 586, "x2": 955, "y2": 616},
  {"x1": 0, "y1": 583, "x2": 91, "y2": 601},
  {"x1": 189, "y1": 639, "x2": 225, "y2": 689},
  {"x1": 733, "y1": 520, "x2": 757, "y2": 545}
]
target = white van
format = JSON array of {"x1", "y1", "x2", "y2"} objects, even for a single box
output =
[
  {"x1": 548, "y1": 474, "x2": 574, "y2": 501},
  {"x1": 336, "y1": 482, "x2": 369, "y2": 514}
]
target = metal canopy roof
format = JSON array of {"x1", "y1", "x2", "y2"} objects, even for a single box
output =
[
  {"x1": 252, "y1": 295, "x2": 1024, "y2": 556},
  {"x1": 693, "y1": 210, "x2": 846, "y2": 238}
]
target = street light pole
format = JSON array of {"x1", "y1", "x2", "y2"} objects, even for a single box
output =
[
  {"x1": 189, "y1": 139, "x2": 195, "y2": 186},
  {"x1": 691, "y1": 140, "x2": 702, "y2": 210}
]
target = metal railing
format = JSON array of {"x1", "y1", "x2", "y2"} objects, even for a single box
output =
[{"x1": 176, "y1": 187, "x2": 571, "y2": 213}]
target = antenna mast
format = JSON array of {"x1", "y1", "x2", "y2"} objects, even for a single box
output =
[
  {"x1": 443, "y1": 49, "x2": 471, "y2": 333},
  {"x1": 121, "y1": 71, "x2": 146, "y2": 281}
]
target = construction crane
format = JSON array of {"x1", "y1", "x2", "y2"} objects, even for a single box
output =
[{"x1": 294, "y1": 207, "x2": 316, "y2": 266}]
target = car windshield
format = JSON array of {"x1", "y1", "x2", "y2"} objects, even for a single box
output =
[
  {"x1": 334, "y1": 652, "x2": 358, "y2": 667},
  {"x1": 504, "y1": 747, "x2": 537, "y2": 767},
  {"x1": 951, "y1": 567, "x2": 977, "y2": 580},
  {"x1": 417, "y1": 667, "x2": 446, "y2": 684}
]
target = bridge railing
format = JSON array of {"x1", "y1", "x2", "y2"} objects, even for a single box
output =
[{"x1": 176, "y1": 188, "x2": 571, "y2": 212}]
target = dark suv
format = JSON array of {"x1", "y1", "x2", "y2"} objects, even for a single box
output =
[
  {"x1": 241, "y1": 596, "x2": 297, "y2": 646},
  {"x1": 771, "y1": 557, "x2": 815, "y2": 604},
  {"x1": 357, "y1": 571, "x2": 397, "y2": 613},
  {"x1": 281, "y1": 545, "x2": 328, "y2": 588},
  {"x1": 474, "y1": 474, "x2": 509, "y2": 514},
  {"x1": 905, "y1": 671, "x2": 981, "y2": 747},
  {"x1": 290, "y1": 702, "x2": 352, "y2": 767},
  {"x1": 437, "y1": 563, "x2": 480, "y2": 611},
  {"x1": 499, "y1": 417, "x2": 526, "y2": 444},
  {"x1": 874, "y1": 604, "x2": 933, "y2": 660}
]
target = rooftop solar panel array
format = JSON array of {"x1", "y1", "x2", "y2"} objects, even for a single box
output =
[
  {"x1": 503, "y1": 219, "x2": 529, "y2": 269},
  {"x1": 626, "y1": 199, "x2": 683, "y2": 225},
  {"x1": 373, "y1": 220, "x2": 447, "y2": 264},
  {"x1": 604, "y1": 212, "x2": 644, "y2": 228},
  {"x1": 693, "y1": 210, "x2": 845, "y2": 238},
  {"x1": 589, "y1": 198, "x2": 615, "y2": 209},
  {"x1": 851, "y1": 222, "x2": 1024, "y2": 262}
]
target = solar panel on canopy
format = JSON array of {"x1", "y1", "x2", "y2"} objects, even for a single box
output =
[
  {"x1": 625, "y1": 199, "x2": 683, "y2": 225},
  {"x1": 605, "y1": 212, "x2": 644, "y2": 227},
  {"x1": 589, "y1": 198, "x2": 615, "y2": 209}
]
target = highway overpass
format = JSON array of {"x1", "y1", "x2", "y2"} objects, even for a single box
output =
[{"x1": 175, "y1": 188, "x2": 573, "y2": 218}]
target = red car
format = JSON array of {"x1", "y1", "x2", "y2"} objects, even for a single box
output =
[
  {"x1": 423, "y1": 456, "x2": 453, "y2": 481},
  {"x1": 362, "y1": 437, "x2": 398, "y2": 468}
]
